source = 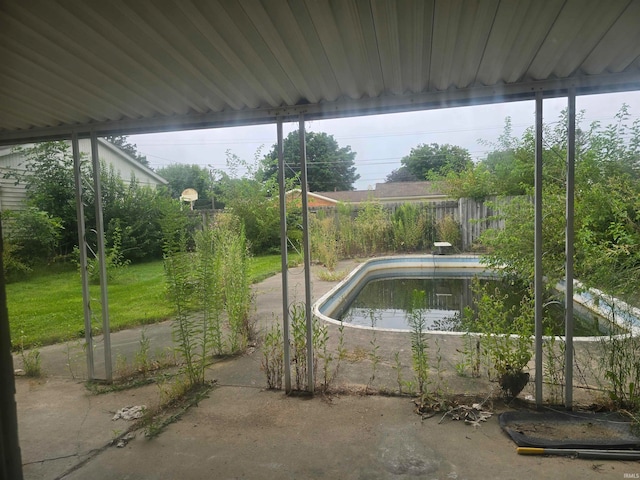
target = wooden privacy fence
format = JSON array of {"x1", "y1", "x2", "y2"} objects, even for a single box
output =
[{"x1": 310, "y1": 196, "x2": 518, "y2": 251}]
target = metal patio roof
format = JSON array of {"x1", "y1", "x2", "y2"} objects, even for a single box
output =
[{"x1": 1, "y1": 0, "x2": 640, "y2": 145}]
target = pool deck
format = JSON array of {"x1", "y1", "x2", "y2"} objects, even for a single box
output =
[{"x1": 12, "y1": 259, "x2": 639, "y2": 480}]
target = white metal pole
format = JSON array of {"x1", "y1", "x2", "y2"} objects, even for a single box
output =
[
  {"x1": 299, "y1": 115, "x2": 314, "y2": 393},
  {"x1": 565, "y1": 89, "x2": 576, "y2": 409},
  {"x1": 90, "y1": 133, "x2": 112, "y2": 382},
  {"x1": 277, "y1": 119, "x2": 292, "y2": 393},
  {"x1": 72, "y1": 132, "x2": 94, "y2": 380},
  {"x1": 534, "y1": 91, "x2": 544, "y2": 408}
]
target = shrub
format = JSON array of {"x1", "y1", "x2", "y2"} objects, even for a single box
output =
[
  {"x1": 1, "y1": 207, "x2": 62, "y2": 264},
  {"x1": 76, "y1": 221, "x2": 130, "y2": 284},
  {"x1": 310, "y1": 214, "x2": 340, "y2": 269},
  {"x1": 463, "y1": 279, "x2": 533, "y2": 398},
  {"x1": 391, "y1": 203, "x2": 434, "y2": 252},
  {"x1": 435, "y1": 214, "x2": 461, "y2": 250}
]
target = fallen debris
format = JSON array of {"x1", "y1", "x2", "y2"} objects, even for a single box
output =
[
  {"x1": 114, "y1": 432, "x2": 136, "y2": 448},
  {"x1": 438, "y1": 404, "x2": 493, "y2": 427},
  {"x1": 414, "y1": 390, "x2": 495, "y2": 427},
  {"x1": 112, "y1": 405, "x2": 147, "y2": 421}
]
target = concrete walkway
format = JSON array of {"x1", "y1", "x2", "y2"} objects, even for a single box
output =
[{"x1": 12, "y1": 261, "x2": 640, "y2": 479}]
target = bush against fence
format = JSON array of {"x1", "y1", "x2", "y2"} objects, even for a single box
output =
[{"x1": 307, "y1": 196, "x2": 511, "y2": 266}]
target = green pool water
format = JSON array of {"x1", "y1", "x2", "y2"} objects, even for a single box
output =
[{"x1": 338, "y1": 275, "x2": 614, "y2": 336}]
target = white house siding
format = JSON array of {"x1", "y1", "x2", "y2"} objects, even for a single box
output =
[
  {"x1": 0, "y1": 147, "x2": 26, "y2": 211},
  {"x1": 0, "y1": 139, "x2": 167, "y2": 212}
]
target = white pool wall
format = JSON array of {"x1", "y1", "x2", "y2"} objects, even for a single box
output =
[
  {"x1": 312, "y1": 254, "x2": 640, "y2": 338},
  {"x1": 313, "y1": 255, "x2": 487, "y2": 334}
]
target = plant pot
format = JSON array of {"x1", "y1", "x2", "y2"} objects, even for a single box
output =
[{"x1": 498, "y1": 370, "x2": 530, "y2": 399}]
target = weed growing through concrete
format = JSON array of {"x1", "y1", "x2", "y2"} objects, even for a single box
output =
[
  {"x1": 408, "y1": 291, "x2": 429, "y2": 396},
  {"x1": 261, "y1": 321, "x2": 284, "y2": 390},
  {"x1": 162, "y1": 210, "x2": 254, "y2": 388},
  {"x1": 543, "y1": 333, "x2": 565, "y2": 404},
  {"x1": 392, "y1": 351, "x2": 405, "y2": 395},
  {"x1": 194, "y1": 225, "x2": 223, "y2": 359},
  {"x1": 366, "y1": 309, "x2": 381, "y2": 393},
  {"x1": 455, "y1": 333, "x2": 481, "y2": 378},
  {"x1": 216, "y1": 216, "x2": 253, "y2": 353},
  {"x1": 140, "y1": 376, "x2": 214, "y2": 439},
  {"x1": 314, "y1": 320, "x2": 331, "y2": 391},
  {"x1": 290, "y1": 302, "x2": 308, "y2": 390},
  {"x1": 64, "y1": 332, "x2": 83, "y2": 380},
  {"x1": 20, "y1": 331, "x2": 42, "y2": 377},
  {"x1": 164, "y1": 248, "x2": 203, "y2": 386},
  {"x1": 433, "y1": 338, "x2": 448, "y2": 397},
  {"x1": 22, "y1": 345, "x2": 42, "y2": 377},
  {"x1": 135, "y1": 328, "x2": 151, "y2": 376},
  {"x1": 334, "y1": 321, "x2": 347, "y2": 382},
  {"x1": 598, "y1": 329, "x2": 640, "y2": 410}
]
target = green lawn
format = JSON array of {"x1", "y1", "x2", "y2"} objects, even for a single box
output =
[{"x1": 7, "y1": 254, "x2": 292, "y2": 350}]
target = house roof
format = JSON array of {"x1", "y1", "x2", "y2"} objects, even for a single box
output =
[
  {"x1": 0, "y1": 138, "x2": 168, "y2": 185},
  {"x1": 316, "y1": 181, "x2": 445, "y2": 203},
  {"x1": 374, "y1": 181, "x2": 443, "y2": 199},
  {"x1": 1, "y1": 1, "x2": 639, "y2": 145},
  {"x1": 96, "y1": 138, "x2": 168, "y2": 185}
]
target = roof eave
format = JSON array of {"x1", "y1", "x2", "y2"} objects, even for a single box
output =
[{"x1": 2, "y1": 71, "x2": 639, "y2": 147}]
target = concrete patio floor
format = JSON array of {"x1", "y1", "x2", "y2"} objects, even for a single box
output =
[{"x1": 12, "y1": 259, "x2": 640, "y2": 479}]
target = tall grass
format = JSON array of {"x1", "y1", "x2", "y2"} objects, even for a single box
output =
[
  {"x1": 216, "y1": 214, "x2": 253, "y2": 353},
  {"x1": 309, "y1": 200, "x2": 452, "y2": 262},
  {"x1": 163, "y1": 211, "x2": 254, "y2": 385}
]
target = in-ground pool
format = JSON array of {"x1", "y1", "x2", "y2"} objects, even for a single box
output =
[{"x1": 313, "y1": 255, "x2": 637, "y2": 336}]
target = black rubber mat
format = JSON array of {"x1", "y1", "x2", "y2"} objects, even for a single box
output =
[{"x1": 499, "y1": 410, "x2": 640, "y2": 449}]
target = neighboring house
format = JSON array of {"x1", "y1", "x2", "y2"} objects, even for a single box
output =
[
  {"x1": 0, "y1": 138, "x2": 167, "y2": 211},
  {"x1": 314, "y1": 181, "x2": 448, "y2": 206},
  {"x1": 285, "y1": 189, "x2": 343, "y2": 208}
]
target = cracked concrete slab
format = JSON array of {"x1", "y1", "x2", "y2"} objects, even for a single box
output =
[{"x1": 12, "y1": 261, "x2": 640, "y2": 479}]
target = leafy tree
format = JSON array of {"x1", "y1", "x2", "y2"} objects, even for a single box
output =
[
  {"x1": 259, "y1": 130, "x2": 360, "y2": 191},
  {"x1": 104, "y1": 135, "x2": 149, "y2": 166},
  {"x1": 213, "y1": 150, "x2": 302, "y2": 255},
  {"x1": 400, "y1": 143, "x2": 472, "y2": 181},
  {"x1": 6, "y1": 141, "x2": 170, "y2": 263},
  {"x1": 155, "y1": 163, "x2": 216, "y2": 209},
  {"x1": 106, "y1": 182, "x2": 171, "y2": 262},
  {"x1": 476, "y1": 105, "x2": 640, "y2": 304},
  {"x1": 6, "y1": 141, "x2": 87, "y2": 255},
  {"x1": 385, "y1": 165, "x2": 420, "y2": 182}
]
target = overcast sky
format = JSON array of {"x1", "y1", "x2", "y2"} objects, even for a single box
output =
[{"x1": 130, "y1": 91, "x2": 640, "y2": 191}]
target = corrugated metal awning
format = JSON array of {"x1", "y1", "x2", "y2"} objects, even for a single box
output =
[{"x1": 1, "y1": 0, "x2": 639, "y2": 144}]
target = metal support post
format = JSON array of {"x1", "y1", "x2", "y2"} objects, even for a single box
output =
[
  {"x1": 90, "y1": 133, "x2": 113, "y2": 382},
  {"x1": 565, "y1": 89, "x2": 576, "y2": 410},
  {"x1": 534, "y1": 91, "x2": 544, "y2": 408},
  {"x1": 0, "y1": 218, "x2": 24, "y2": 479},
  {"x1": 277, "y1": 119, "x2": 292, "y2": 393},
  {"x1": 72, "y1": 132, "x2": 95, "y2": 380},
  {"x1": 299, "y1": 115, "x2": 314, "y2": 393}
]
